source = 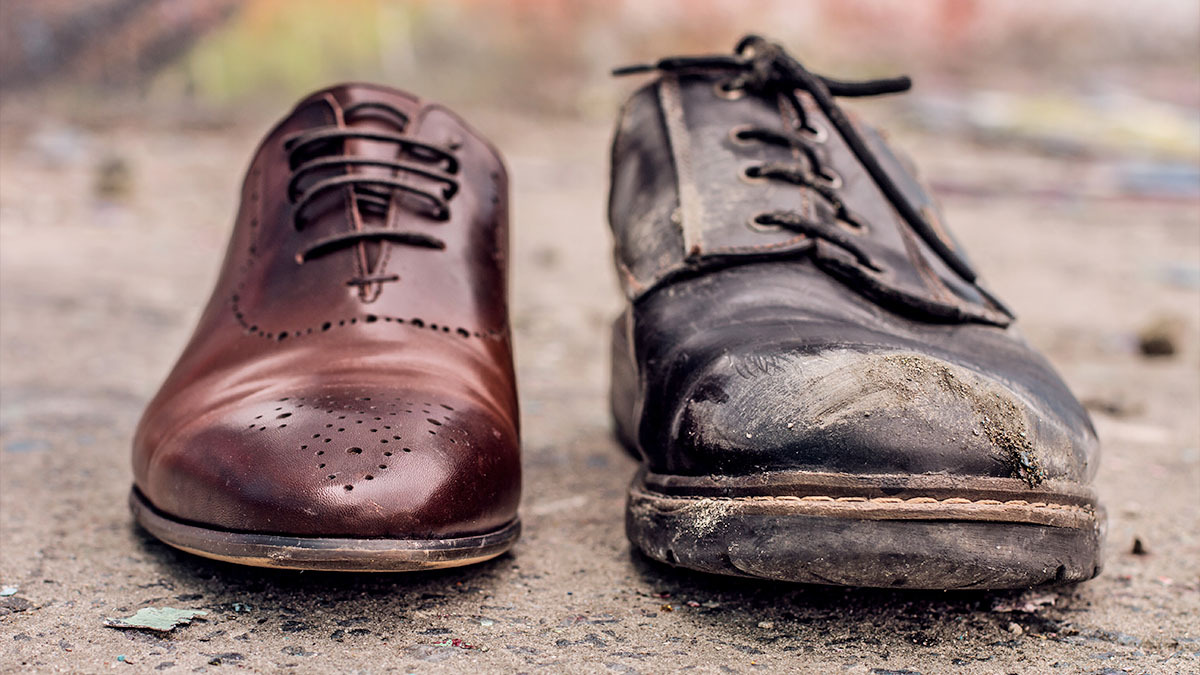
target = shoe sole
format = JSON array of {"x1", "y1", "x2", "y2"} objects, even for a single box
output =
[
  {"x1": 130, "y1": 488, "x2": 519, "y2": 572},
  {"x1": 626, "y1": 468, "x2": 1105, "y2": 589}
]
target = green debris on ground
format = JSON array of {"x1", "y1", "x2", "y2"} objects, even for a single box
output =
[{"x1": 104, "y1": 607, "x2": 209, "y2": 632}]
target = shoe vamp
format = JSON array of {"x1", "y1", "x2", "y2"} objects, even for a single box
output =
[{"x1": 631, "y1": 262, "x2": 1097, "y2": 482}]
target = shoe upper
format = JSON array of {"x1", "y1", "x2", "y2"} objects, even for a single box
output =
[
  {"x1": 133, "y1": 84, "x2": 520, "y2": 539},
  {"x1": 607, "y1": 36, "x2": 1098, "y2": 486}
]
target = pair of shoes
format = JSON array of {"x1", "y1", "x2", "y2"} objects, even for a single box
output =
[{"x1": 131, "y1": 36, "x2": 1105, "y2": 588}]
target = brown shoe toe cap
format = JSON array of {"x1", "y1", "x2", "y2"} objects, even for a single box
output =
[{"x1": 137, "y1": 388, "x2": 519, "y2": 539}]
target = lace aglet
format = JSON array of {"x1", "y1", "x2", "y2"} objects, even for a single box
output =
[
  {"x1": 822, "y1": 75, "x2": 913, "y2": 97},
  {"x1": 614, "y1": 55, "x2": 749, "y2": 78},
  {"x1": 612, "y1": 63, "x2": 656, "y2": 77}
]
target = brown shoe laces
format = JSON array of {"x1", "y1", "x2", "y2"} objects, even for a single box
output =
[{"x1": 282, "y1": 101, "x2": 460, "y2": 273}]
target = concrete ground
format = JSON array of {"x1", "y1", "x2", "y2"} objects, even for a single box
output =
[{"x1": 1, "y1": 101, "x2": 1197, "y2": 673}]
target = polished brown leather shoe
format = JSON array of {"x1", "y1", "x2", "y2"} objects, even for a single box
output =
[
  {"x1": 607, "y1": 37, "x2": 1104, "y2": 589},
  {"x1": 131, "y1": 84, "x2": 520, "y2": 571}
]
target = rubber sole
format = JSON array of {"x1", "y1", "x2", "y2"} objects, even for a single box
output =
[
  {"x1": 130, "y1": 488, "x2": 519, "y2": 572},
  {"x1": 626, "y1": 469, "x2": 1105, "y2": 589}
]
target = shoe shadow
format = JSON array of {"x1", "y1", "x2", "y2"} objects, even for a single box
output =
[
  {"x1": 128, "y1": 520, "x2": 513, "y2": 617},
  {"x1": 624, "y1": 548, "x2": 1082, "y2": 659}
]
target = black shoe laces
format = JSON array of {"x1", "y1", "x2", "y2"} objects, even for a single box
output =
[
  {"x1": 614, "y1": 34, "x2": 978, "y2": 284},
  {"x1": 282, "y1": 101, "x2": 460, "y2": 273}
]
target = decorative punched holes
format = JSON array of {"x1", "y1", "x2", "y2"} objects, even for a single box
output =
[
  {"x1": 242, "y1": 394, "x2": 468, "y2": 494},
  {"x1": 231, "y1": 299, "x2": 507, "y2": 344}
]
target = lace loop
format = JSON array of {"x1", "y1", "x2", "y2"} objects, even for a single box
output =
[
  {"x1": 282, "y1": 101, "x2": 460, "y2": 268},
  {"x1": 284, "y1": 128, "x2": 458, "y2": 174},
  {"x1": 614, "y1": 34, "x2": 978, "y2": 283},
  {"x1": 286, "y1": 156, "x2": 458, "y2": 203},
  {"x1": 755, "y1": 211, "x2": 879, "y2": 272},
  {"x1": 297, "y1": 230, "x2": 445, "y2": 264},
  {"x1": 291, "y1": 174, "x2": 450, "y2": 231}
]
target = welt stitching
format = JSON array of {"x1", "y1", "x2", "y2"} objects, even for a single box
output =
[{"x1": 640, "y1": 492, "x2": 1094, "y2": 512}]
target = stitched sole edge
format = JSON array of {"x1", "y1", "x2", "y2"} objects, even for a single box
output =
[
  {"x1": 627, "y1": 472, "x2": 1105, "y2": 589},
  {"x1": 130, "y1": 488, "x2": 519, "y2": 572}
]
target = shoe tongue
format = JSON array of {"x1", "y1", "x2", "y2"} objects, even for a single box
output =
[
  {"x1": 341, "y1": 108, "x2": 410, "y2": 288},
  {"x1": 287, "y1": 92, "x2": 451, "y2": 302}
]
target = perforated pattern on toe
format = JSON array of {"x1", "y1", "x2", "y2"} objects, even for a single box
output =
[{"x1": 242, "y1": 395, "x2": 468, "y2": 493}]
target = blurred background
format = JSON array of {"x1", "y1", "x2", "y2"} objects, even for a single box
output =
[
  {"x1": 3, "y1": 0, "x2": 1200, "y2": 143},
  {"x1": 2, "y1": 1, "x2": 1199, "y2": 129},
  {"x1": 1, "y1": 2, "x2": 1198, "y2": 672}
]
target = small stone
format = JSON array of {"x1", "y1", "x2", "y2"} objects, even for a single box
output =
[
  {"x1": 94, "y1": 155, "x2": 134, "y2": 201},
  {"x1": 757, "y1": 621, "x2": 774, "y2": 629},
  {"x1": 1138, "y1": 315, "x2": 1184, "y2": 357}
]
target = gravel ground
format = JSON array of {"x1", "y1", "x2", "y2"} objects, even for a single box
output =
[{"x1": 1, "y1": 102, "x2": 1197, "y2": 673}]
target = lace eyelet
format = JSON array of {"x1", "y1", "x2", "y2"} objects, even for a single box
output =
[
  {"x1": 817, "y1": 168, "x2": 843, "y2": 189},
  {"x1": 835, "y1": 215, "x2": 867, "y2": 235},
  {"x1": 739, "y1": 164, "x2": 767, "y2": 184},
  {"x1": 747, "y1": 214, "x2": 782, "y2": 233},
  {"x1": 727, "y1": 124, "x2": 756, "y2": 146},
  {"x1": 798, "y1": 121, "x2": 828, "y2": 144},
  {"x1": 714, "y1": 79, "x2": 746, "y2": 101}
]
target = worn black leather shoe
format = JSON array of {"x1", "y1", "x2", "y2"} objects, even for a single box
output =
[{"x1": 607, "y1": 36, "x2": 1105, "y2": 589}]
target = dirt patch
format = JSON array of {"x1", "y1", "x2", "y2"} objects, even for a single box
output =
[{"x1": 880, "y1": 354, "x2": 1046, "y2": 486}]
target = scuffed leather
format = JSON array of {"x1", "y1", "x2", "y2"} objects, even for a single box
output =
[
  {"x1": 608, "y1": 72, "x2": 1011, "y2": 325},
  {"x1": 133, "y1": 84, "x2": 519, "y2": 539},
  {"x1": 608, "y1": 72, "x2": 1099, "y2": 488}
]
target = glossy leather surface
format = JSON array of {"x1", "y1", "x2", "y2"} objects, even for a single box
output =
[{"x1": 133, "y1": 84, "x2": 519, "y2": 538}]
